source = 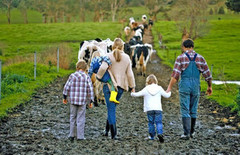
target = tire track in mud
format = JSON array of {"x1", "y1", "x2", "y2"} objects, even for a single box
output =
[{"x1": 0, "y1": 28, "x2": 239, "y2": 154}]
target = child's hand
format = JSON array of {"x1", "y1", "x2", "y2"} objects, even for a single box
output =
[{"x1": 63, "y1": 99, "x2": 67, "y2": 104}]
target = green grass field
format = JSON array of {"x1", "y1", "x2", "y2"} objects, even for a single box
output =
[{"x1": 152, "y1": 14, "x2": 240, "y2": 115}]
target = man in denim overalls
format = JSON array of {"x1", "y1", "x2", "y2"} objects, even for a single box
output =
[{"x1": 167, "y1": 39, "x2": 212, "y2": 140}]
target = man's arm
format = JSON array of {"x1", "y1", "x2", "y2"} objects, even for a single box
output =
[
  {"x1": 166, "y1": 77, "x2": 177, "y2": 93},
  {"x1": 206, "y1": 79, "x2": 212, "y2": 96}
]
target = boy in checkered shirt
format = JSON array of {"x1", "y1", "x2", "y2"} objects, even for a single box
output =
[{"x1": 63, "y1": 60, "x2": 94, "y2": 142}]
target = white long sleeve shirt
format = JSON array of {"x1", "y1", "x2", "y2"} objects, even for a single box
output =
[{"x1": 131, "y1": 84, "x2": 171, "y2": 112}]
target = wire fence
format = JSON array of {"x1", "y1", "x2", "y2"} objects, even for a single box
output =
[{"x1": 0, "y1": 48, "x2": 60, "y2": 103}]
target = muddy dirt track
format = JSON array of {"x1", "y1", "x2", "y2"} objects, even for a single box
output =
[{"x1": 0, "y1": 29, "x2": 240, "y2": 155}]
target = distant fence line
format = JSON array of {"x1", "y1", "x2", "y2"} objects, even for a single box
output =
[{"x1": 0, "y1": 48, "x2": 60, "y2": 103}]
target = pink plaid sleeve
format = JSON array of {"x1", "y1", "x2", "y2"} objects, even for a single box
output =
[
  {"x1": 87, "y1": 76, "x2": 94, "y2": 101},
  {"x1": 171, "y1": 56, "x2": 182, "y2": 81},
  {"x1": 63, "y1": 74, "x2": 73, "y2": 96},
  {"x1": 198, "y1": 56, "x2": 212, "y2": 81}
]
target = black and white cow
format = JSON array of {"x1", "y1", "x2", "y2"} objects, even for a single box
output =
[{"x1": 131, "y1": 43, "x2": 153, "y2": 76}]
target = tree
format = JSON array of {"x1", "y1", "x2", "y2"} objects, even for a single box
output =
[
  {"x1": 32, "y1": 0, "x2": 48, "y2": 23},
  {"x1": 88, "y1": 0, "x2": 110, "y2": 22},
  {"x1": 109, "y1": 0, "x2": 125, "y2": 22},
  {"x1": 170, "y1": 0, "x2": 209, "y2": 40},
  {"x1": 18, "y1": 0, "x2": 32, "y2": 24},
  {"x1": 225, "y1": 0, "x2": 240, "y2": 13},
  {"x1": 0, "y1": 0, "x2": 20, "y2": 24},
  {"x1": 218, "y1": 6, "x2": 225, "y2": 14},
  {"x1": 209, "y1": 8, "x2": 214, "y2": 15},
  {"x1": 144, "y1": 0, "x2": 172, "y2": 21}
]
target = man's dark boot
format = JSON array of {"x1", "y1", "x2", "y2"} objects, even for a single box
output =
[
  {"x1": 190, "y1": 118, "x2": 196, "y2": 138},
  {"x1": 110, "y1": 124, "x2": 117, "y2": 140},
  {"x1": 103, "y1": 120, "x2": 109, "y2": 136},
  {"x1": 181, "y1": 117, "x2": 191, "y2": 140}
]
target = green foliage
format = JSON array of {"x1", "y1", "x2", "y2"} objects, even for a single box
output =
[
  {"x1": 218, "y1": 6, "x2": 225, "y2": 14},
  {"x1": 225, "y1": 0, "x2": 240, "y2": 13},
  {"x1": 209, "y1": 8, "x2": 214, "y2": 15},
  {"x1": 0, "y1": 62, "x2": 72, "y2": 118}
]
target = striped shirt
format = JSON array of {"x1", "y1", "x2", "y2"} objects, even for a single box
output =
[
  {"x1": 63, "y1": 70, "x2": 94, "y2": 105},
  {"x1": 171, "y1": 50, "x2": 212, "y2": 81}
]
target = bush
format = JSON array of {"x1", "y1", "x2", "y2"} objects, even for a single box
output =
[
  {"x1": 3, "y1": 74, "x2": 28, "y2": 85},
  {"x1": 209, "y1": 8, "x2": 214, "y2": 15},
  {"x1": 1, "y1": 74, "x2": 29, "y2": 98},
  {"x1": 0, "y1": 49, "x2": 2, "y2": 56},
  {"x1": 218, "y1": 6, "x2": 225, "y2": 14}
]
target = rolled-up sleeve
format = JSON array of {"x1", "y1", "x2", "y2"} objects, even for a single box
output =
[
  {"x1": 200, "y1": 57, "x2": 212, "y2": 81},
  {"x1": 171, "y1": 57, "x2": 182, "y2": 81},
  {"x1": 87, "y1": 76, "x2": 94, "y2": 101}
]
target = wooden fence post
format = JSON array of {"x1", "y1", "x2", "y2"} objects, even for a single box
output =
[
  {"x1": 57, "y1": 48, "x2": 59, "y2": 72},
  {"x1": 34, "y1": 51, "x2": 37, "y2": 80}
]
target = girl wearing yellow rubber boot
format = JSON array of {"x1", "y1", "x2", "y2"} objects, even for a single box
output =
[{"x1": 88, "y1": 52, "x2": 119, "y2": 104}]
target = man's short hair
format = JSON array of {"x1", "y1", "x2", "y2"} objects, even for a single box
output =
[
  {"x1": 76, "y1": 60, "x2": 87, "y2": 71},
  {"x1": 182, "y1": 39, "x2": 194, "y2": 48}
]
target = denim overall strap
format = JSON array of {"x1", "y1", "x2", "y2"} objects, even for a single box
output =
[{"x1": 181, "y1": 53, "x2": 199, "y2": 80}]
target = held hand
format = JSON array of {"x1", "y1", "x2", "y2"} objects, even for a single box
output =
[
  {"x1": 206, "y1": 87, "x2": 212, "y2": 96},
  {"x1": 63, "y1": 99, "x2": 67, "y2": 104},
  {"x1": 166, "y1": 88, "x2": 171, "y2": 93},
  {"x1": 131, "y1": 88, "x2": 135, "y2": 93}
]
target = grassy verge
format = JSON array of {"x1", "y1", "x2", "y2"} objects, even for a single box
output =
[
  {"x1": 152, "y1": 16, "x2": 240, "y2": 115},
  {"x1": 0, "y1": 62, "x2": 72, "y2": 119}
]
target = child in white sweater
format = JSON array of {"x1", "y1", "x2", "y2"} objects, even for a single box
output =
[{"x1": 131, "y1": 74, "x2": 171, "y2": 143}]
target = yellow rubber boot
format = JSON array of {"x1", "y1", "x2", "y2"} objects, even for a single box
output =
[{"x1": 109, "y1": 91, "x2": 120, "y2": 104}]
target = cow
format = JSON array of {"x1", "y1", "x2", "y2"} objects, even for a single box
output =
[
  {"x1": 148, "y1": 19, "x2": 154, "y2": 30},
  {"x1": 129, "y1": 17, "x2": 135, "y2": 29},
  {"x1": 124, "y1": 26, "x2": 131, "y2": 36},
  {"x1": 134, "y1": 28, "x2": 143, "y2": 41},
  {"x1": 131, "y1": 44, "x2": 153, "y2": 76},
  {"x1": 89, "y1": 51, "x2": 105, "y2": 107},
  {"x1": 78, "y1": 39, "x2": 108, "y2": 66}
]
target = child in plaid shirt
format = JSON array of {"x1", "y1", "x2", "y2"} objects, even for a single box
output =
[{"x1": 63, "y1": 60, "x2": 94, "y2": 142}]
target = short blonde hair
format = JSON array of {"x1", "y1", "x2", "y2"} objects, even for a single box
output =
[
  {"x1": 146, "y1": 74, "x2": 158, "y2": 85},
  {"x1": 76, "y1": 60, "x2": 87, "y2": 71}
]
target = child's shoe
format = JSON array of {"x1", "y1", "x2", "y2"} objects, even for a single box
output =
[
  {"x1": 157, "y1": 134, "x2": 164, "y2": 143},
  {"x1": 148, "y1": 136, "x2": 154, "y2": 140},
  {"x1": 180, "y1": 134, "x2": 190, "y2": 140},
  {"x1": 109, "y1": 91, "x2": 120, "y2": 104}
]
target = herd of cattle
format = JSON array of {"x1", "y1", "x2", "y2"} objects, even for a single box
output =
[{"x1": 77, "y1": 15, "x2": 154, "y2": 106}]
